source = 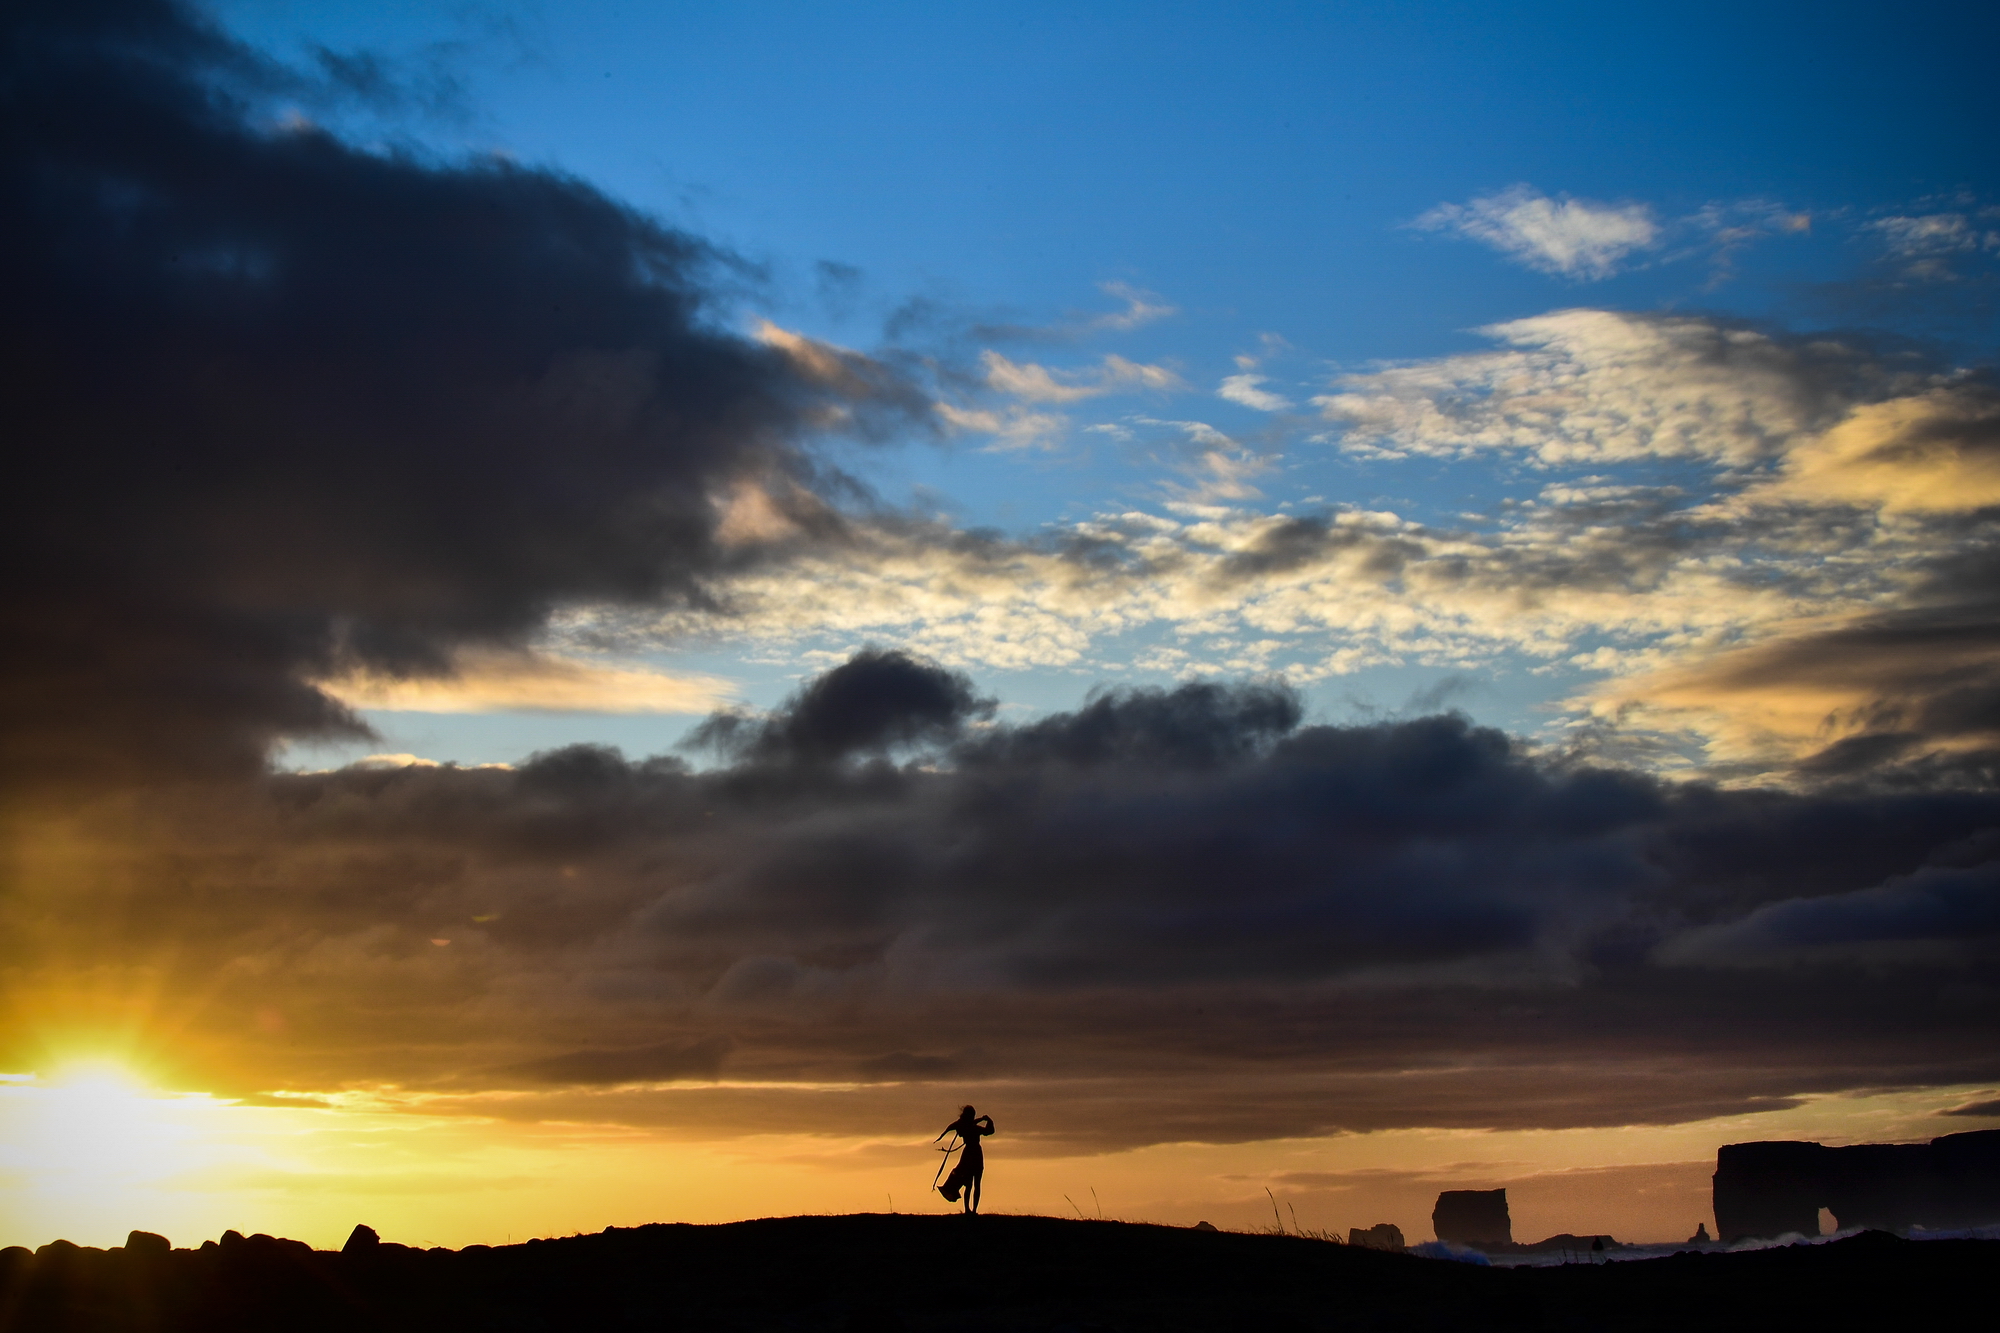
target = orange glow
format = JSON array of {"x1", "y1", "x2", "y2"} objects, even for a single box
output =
[{"x1": 3, "y1": 1069, "x2": 1988, "y2": 1253}]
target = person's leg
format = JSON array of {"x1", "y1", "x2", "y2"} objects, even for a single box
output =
[{"x1": 969, "y1": 1173, "x2": 982, "y2": 1214}]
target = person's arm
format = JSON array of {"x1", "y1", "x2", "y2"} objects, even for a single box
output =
[{"x1": 978, "y1": 1116, "x2": 995, "y2": 1136}]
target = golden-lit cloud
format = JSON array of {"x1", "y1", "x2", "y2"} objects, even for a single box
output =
[
  {"x1": 1579, "y1": 604, "x2": 2000, "y2": 776},
  {"x1": 320, "y1": 649, "x2": 735, "y2": 715},
  {"x1": 1748, "y1": 386, "x2": 2000, "y2": 514}
]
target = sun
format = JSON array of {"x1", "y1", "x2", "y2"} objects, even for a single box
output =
[{"x1": 14, "y1": 1061, "x2": 186, "y2": 1178}]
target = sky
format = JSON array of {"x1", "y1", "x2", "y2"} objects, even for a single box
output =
[{"x1": 3, "y1": 0, "x2": 1999, "y2": 1251}]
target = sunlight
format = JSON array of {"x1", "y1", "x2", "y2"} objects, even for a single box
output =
[
  {"x1": 5, "y1": 1062, "x2": 194, "y2": 1193},
  {"x1": 0, "y1": 1060, "x2": 275, "y2": 1247}
]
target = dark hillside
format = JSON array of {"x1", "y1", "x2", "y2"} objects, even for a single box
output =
[{"x1": 0, "y1": 1215, "x2": 1988, "y2": 1332}]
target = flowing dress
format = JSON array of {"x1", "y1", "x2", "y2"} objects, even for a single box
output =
[{"x1": 940, "y1": 1116, "x2": 992, "y2": 1199}]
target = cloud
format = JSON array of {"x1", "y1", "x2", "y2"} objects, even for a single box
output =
[
  {"x1": 608, "y1": 466, "x2": 1880, "y2": 700},
  {"x1": 981, "y1": 351, "x2": 1182, "y2": 403},
  {"x1": 1747, "y1": 384, "x2": 2000, "y2": 514},
  {"x1": 320, "y1": 649, "x2": 736, "y2": 715},
  {"x1": 1218, "y1": 374, "x2": 1293, "y2": 411},
  {"x1": 1870, "y1": 213, "x2": 2000, "y2": 260},
  {"x1": 499, "y1": 1036, "x2": 733, "y2": 1086},
  {"x1": 1942, "y1": 1095, "x2": 2000, "y2": 1118},
  {"x1": 12, "y1": 654, "x2": 1999, "y2": 1146},
  {"x1": 911, "y1": 281, "x2": 1178, "y2": 347},
  {"x1": 1416, "y1": 187, "x2": 1660, "y2": 279},
  {"x1": 608, "y1": 308, "x2": 1997, "y2": 789},
  {"x1": 934, "y1": 402, "x2": 1069, "y2": 450},
  {"x1": 1660, "y1": 861, "x2": 2000, "y2": 967},
  {"x1": 683, "y1": 648, "x2": 993, "y2": 764},
  {"x1": 1315, "y1": 309, "x2": 1918, "y2": 465},
  {"x1": 0, "y1": 0, "x2": 925, "y2": 795},
  {"x1": 1581, "y1": 593, "x2": 2000, "y2": 782},
  {"x1": 1087, "y1": 281, "x2": 1176, "y2": 331}
]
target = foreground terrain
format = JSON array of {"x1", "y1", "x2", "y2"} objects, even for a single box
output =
[{"x1": 1, "y1": 1214, "x2": 1988, "y2": 1331}]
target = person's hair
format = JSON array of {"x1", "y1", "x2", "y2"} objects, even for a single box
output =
[{"x1": 960, "y1": 1104, "x2": 975, "y2": 1118}]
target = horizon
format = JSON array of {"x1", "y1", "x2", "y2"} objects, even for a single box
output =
[{"x1": 3, "y1": 0, "x2": 1998, "y2": 1254}]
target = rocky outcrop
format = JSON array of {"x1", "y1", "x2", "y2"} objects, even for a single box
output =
[
  {"x1": 1514, "y1": 1233, "x2": 1619, "y2": 1255},
  {"x1": 1432, "y1": 1189, "x2": 1511, "y2": 1245},
  {"x1": 1347, "y1": 1223, "x2": 1405, "y2": 1252},
  {"x1": 1713, "y1": 1128, "x2": 2000, "y2": 1241}
]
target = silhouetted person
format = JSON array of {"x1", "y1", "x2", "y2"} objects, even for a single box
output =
[{"x1": 936, "y1": 1105, "x2": 995, "y2": 1213}]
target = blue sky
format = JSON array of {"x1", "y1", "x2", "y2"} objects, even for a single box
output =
[{"x1": 211, "y1": 0, "x2": 2000, "y2": 771}]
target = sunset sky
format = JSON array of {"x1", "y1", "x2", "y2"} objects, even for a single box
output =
[{"x1": 4, "y1": 0, "x2": 1999, "y2": 1252}]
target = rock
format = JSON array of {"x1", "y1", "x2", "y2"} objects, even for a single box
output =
[
  {"x1": 1191, "y1": 1220, "x2": 1218, "y2": 1231},
  {"x1": 1347, "y1": 1223, "x2": 1405, "y2": 1252},
  {"x1": 343, "y1": 1223, "x2": 381, "y2": 1255},
  {"x1": 1518, "y1": 1233, "x2": 1619, "y2": 1255},
  {"x1": 1713, "y1": 1129, "x2": 2000, "y2": 1241},
  {"x1": 1689, "y1": 1223, "x2": 1712, "y2": 1244},
  {"x1": 1432, "y1": 1189, "x2": 1511, "y2": 1246},
  {"x1": 124, "y1": 1230, "x2": 171, "y2": 1258}
]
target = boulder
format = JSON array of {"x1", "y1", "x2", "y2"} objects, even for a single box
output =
[
  {"x1": 343, "y1": 1224, "x2": 381, "y2": 1255},
  {"x1": 124, "y1": 1230, "x2": 171, "y2": 1258}
]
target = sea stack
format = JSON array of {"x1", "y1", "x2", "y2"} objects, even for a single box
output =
[{"x1": 1432, "y1": 1189, "x2": 1511, "y2": 1246}]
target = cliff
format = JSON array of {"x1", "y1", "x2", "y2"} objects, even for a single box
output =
[{"x1": 1713, "y1": 1128, "x2": 2000, "y2": 1241}]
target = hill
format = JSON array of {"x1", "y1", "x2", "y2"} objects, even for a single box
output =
[{"x1": 1, "y1": 1214, "x2": 1990, "y2": 1332}]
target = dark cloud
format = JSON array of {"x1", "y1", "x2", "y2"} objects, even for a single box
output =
[
  {"x1": 8, "y1": 655, "x2": 1997, "y2": 1146},
  {"x1": 0, "y1": 0, "x2": 922, "y2": 794},
  {"x1": 685, "y1": 649, "x2": 992, "y2": 765},
  {"x1": 500, "y1": 1036, "x2": 733, "y2": 1086},
  {"x1": 1661, "y1": 860, "x2": 2000, "y2": 966},
  {"x1": 957, "y1": 681, "x2": 1299, "y2": 772}
]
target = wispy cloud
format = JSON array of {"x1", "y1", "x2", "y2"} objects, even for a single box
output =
[
  {"x1": 1865, "y1": 210, "x2": 2000, "y2": 280},
  {"x1": 935, "y1": 401, "x2": 1070, "y2": 450},
  {"x1": 1218, "y1": 373, "x2": 1293, "y2": 411},
  {"x1": 982, "y1": 351, "x2": 1182, "y2": 403},
  {"x1": 1870, "y1": 212, "x2": 2000, "y2": 259},
  {"x1": 1415, "y1": 186, "x2": 1660, "y2": 279},
  {"x1": 1087, "y1": 280, "x2": 1176, "y2": 331}
]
